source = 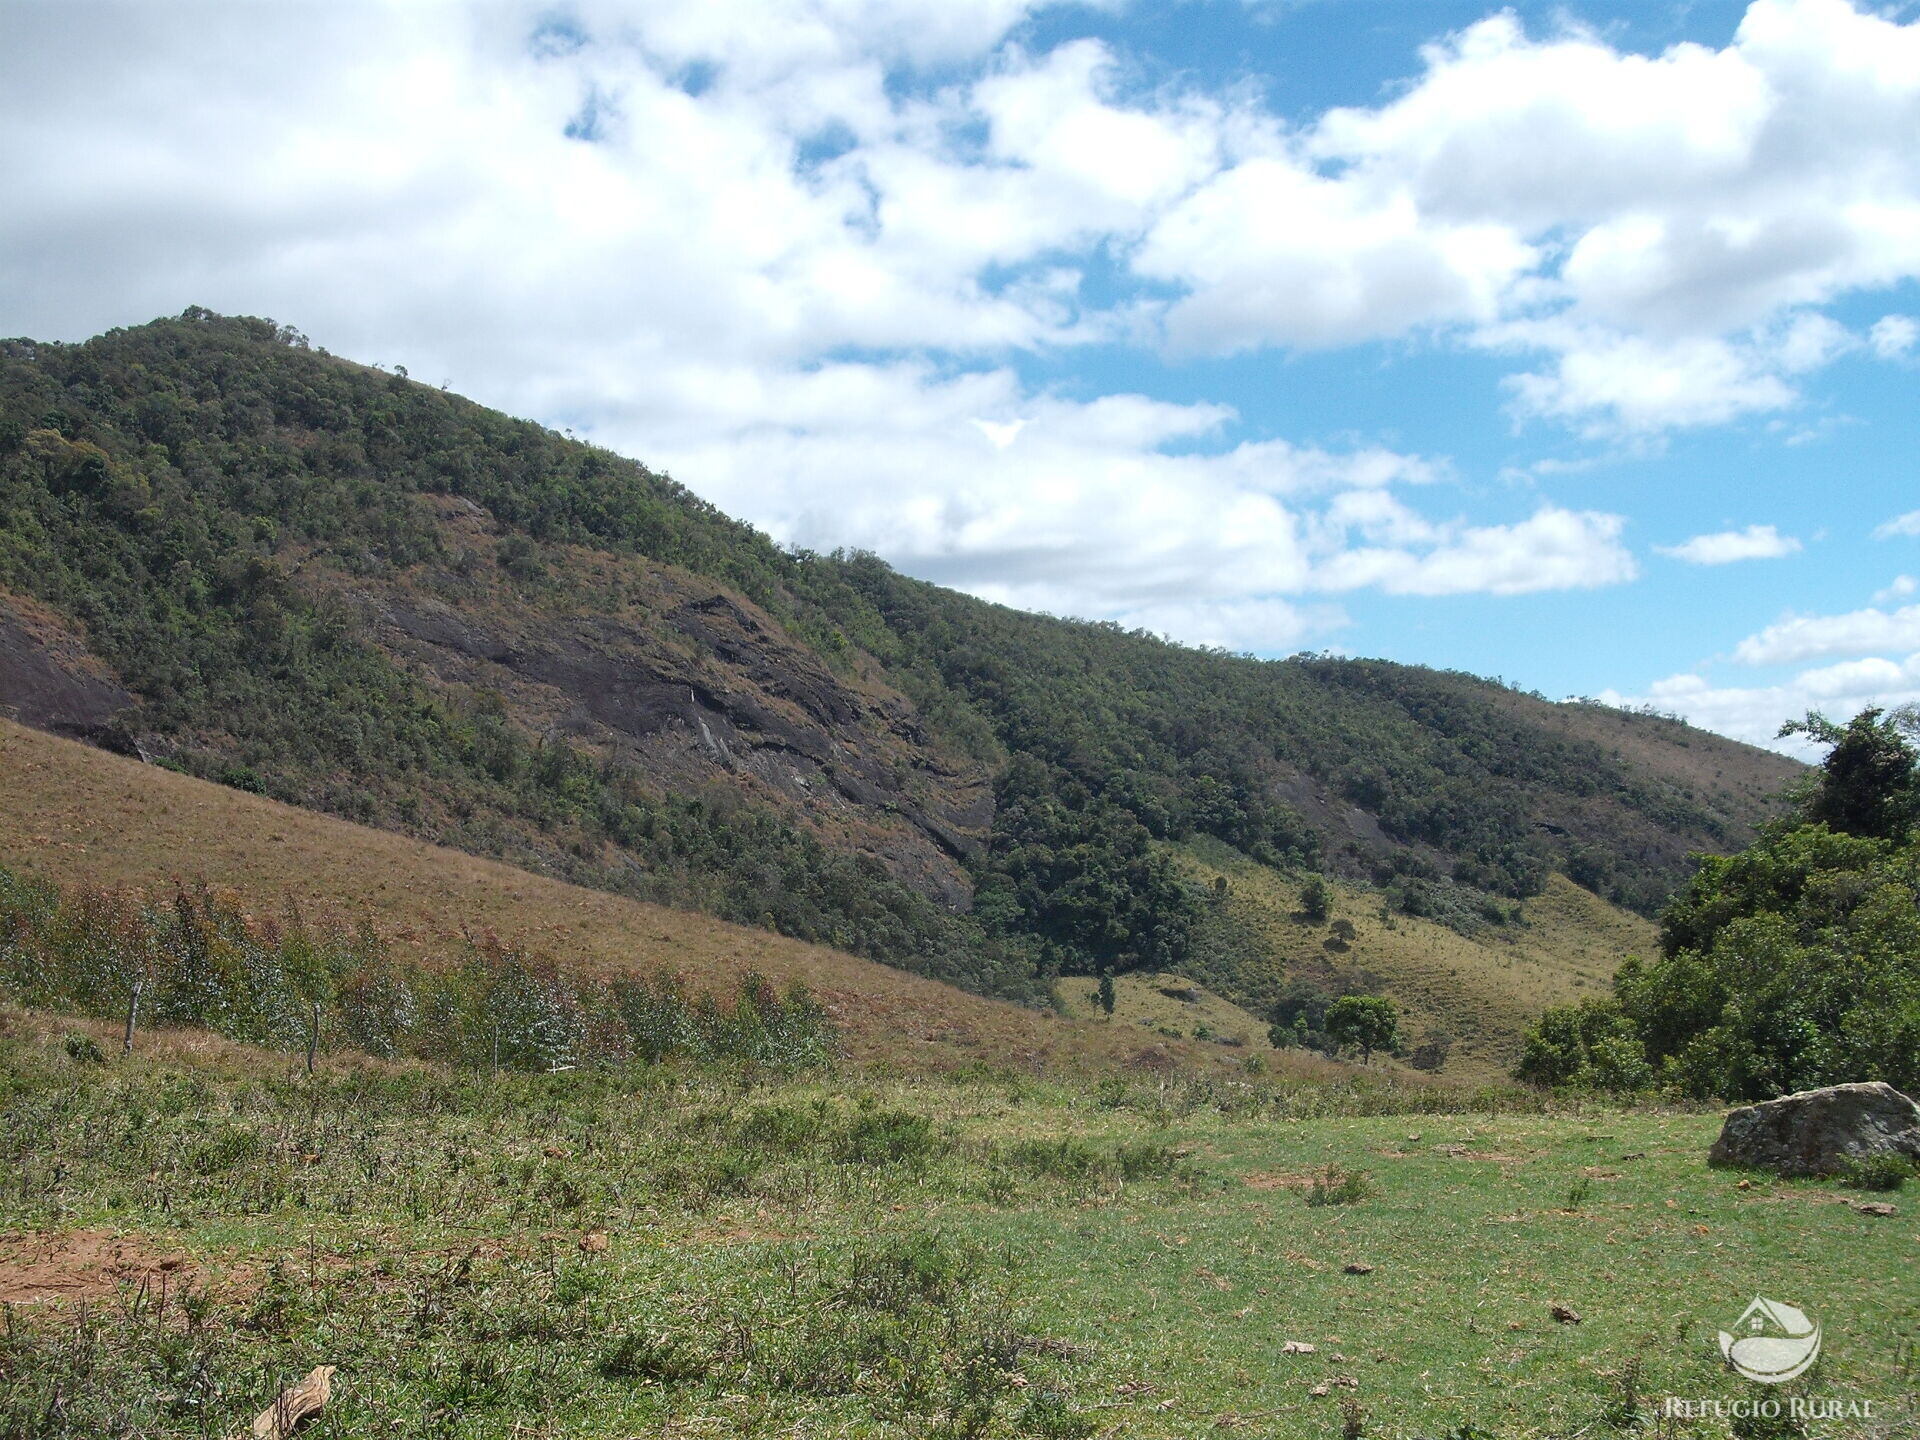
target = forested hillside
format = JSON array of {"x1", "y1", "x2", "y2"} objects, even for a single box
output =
[{"x1": 0, "y1": 311, "x2": 1798, "y2": 1001}]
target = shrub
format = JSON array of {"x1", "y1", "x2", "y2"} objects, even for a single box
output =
[
  {"x1": 1304, "y1": 1164, "x2": 1376, "y2": 1207},
  {"x1": 1835, "y1": 1153, "x2": 1913, "y2": 1191},
  {"x1": 834, "y1": 1108, "x2": 941, "y2": 1167},
  {"x1": 62, "y1": 1033, "x2": 105, "y2": 1065}
]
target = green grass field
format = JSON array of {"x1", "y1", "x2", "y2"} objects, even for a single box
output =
[{"x1": 3, "y1": 1011, "x2": 1912, "y2": 1439}]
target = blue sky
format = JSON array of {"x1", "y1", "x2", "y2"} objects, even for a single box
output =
[{"x1": 3, "y1": 0, "x2": 1919, "y2": 753}]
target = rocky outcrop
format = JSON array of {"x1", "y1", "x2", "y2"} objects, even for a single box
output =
[
  {"x1": 1708, "y1": 1081, "x2": 1920, "y2": 1176},
  {"x1": 0, "y1": 594, "x2": 135, "y2": 748},
  {"x1": 336, "y1": 509, "x2": 992, "y2": 909}
]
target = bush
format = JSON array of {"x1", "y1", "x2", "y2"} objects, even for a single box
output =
[
  {"x1": 1835, "y1": 1153, "x2": 1913, "y2": 1191},
  {"x1": 1515, "y1": 997, "x2": 1652, "y2": 1092},
  {"x1": 1305, "y1": 1164, "x2": 1376, "y2": 1207},
  {"x1": 62, "y1": 1033, "x2": 105, "y2": 1065}
]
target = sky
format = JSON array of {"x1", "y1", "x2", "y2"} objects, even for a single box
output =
[{"x1": 3, "y1": 0, "x2": 1919, "y2": 756}]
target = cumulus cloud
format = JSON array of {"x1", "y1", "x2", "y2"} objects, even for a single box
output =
[
  {"x1": 1310, "y1": 505, "x2": 1636, "y2": 596},
  {"x1": 1153, "y1": 0, "x2": 1920, "y2": 431},
  {"x1": 0, "y1": 0, "x2": 1913, "y2": 650},
  {"x1": 1732, "y1": 603, "x2": 1920, "y2": 665},
  {"x1": 1876, "y1": 510, "x2": 1920, "y2": 539},
  {"x1": 627, "y1": 362, "x2": 1573, "y2": 641},
  {"x1": 1655, "y1": 524, "x2": 1801, "y2": 565},
  {"x1": 1871, "y1": 314, "x2": 1918, "y2": 358},
  {"x1": 1601, "y1": 652, "x2": 1920, "y2": 755}
]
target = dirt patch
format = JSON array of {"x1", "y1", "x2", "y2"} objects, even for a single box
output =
[
  {"x1": 0, "y1": 1229, "x2": 195, "y2": 1303},
  {"x1": 687, "y1": 1224, "x2": 805, "y2": 1246},
  {"x1": 1244, "y1": 1171, "x2": 1317, "y2": 1191}
]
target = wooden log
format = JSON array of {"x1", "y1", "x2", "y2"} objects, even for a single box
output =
[{"x1": 234, "y1": 1365, "x2": 336, "y2": 1440}]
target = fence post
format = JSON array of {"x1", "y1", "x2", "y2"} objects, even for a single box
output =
[
  {"x1": 123, "y1": 978, "x2": 143, "y2": 1055},
  {"x1": 306, "y1": 1001, "x2": 320, "y2": 1075}
]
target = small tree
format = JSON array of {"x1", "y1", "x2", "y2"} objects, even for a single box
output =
[
  {"x1": 1096, "y1": 969, "x2": 1116, "y2": 1016},
  {"x1": 1324, "y1": 995, "x2": 1398, "y2": 1064},
  {"x1": 1298, "y1": 877, "x2": 1331, "y2": 924}
]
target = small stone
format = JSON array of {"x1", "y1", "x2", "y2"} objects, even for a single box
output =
[
  {"x1": 579, "y1": 1231, "x2": 610, "y2": 1253},
  {"x1": 1282, "y1": 1341, "x2": 1317, "y2": 1354},
  {"x1": 1855, "y1": 1201, "x2": 1897, "y2": 1217},
  {"x1": 1309, "y1": 1385, "x2": 1330, "y2": 1397},
  {"x1": 1343, "y1": 1262, "x2": 1374, "y2": 1275},
  {"x1": 1551, "y1": 1305, "x2": 1581, "y2": 1324}
]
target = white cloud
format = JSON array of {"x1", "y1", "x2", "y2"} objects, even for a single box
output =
[
  {"x1": 1136, "y1": 156, "x2": 1537, "y2": 353},
  {"x1": 1, "y1": 0, "x2": 1915, "y2": 651},
  {"x1": 1869, "y1": 313, "x2": 1917, "y2": 358},
  {"x1": 1102, "y1": 597, "x2": 1347, "y2": 655},
  {"x1": 1873, "y1": 574, "x2": 1917, "y2": 604},
  {"x1": 1655, "y1": 523, "x2": 1801, "y2": 565},
  {"x1": 1161, "y1": 0, "x2": 1920, "y2": 430},
  {"x1": 1310, "y1": 505, "x2": 1636, "y2": 596},
  {"x1": 1602, "y1": 651, "x2": 1920, "y2": 754},
  {"x1": 1732, "y1": 603, "x2": 1920, "y2": 665},
  {"x1": 1497, "y1": 326, "x2": 1797, "y2": 433},
  {"x1": 626, "y1": 362, "x2": 1565, "y2": 634},
  {"x1": 1876, "y1": 510, "x2": 1920, "y2": 539}
]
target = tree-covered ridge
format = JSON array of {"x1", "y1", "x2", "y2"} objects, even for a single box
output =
[
  {"x1": 0, "y1": 311, "x2": 1792, "y2": 1000},
  {"x1": 833, "y1": 555, "x2": 1764, "y2": 916},
  {"x1": 1518, "y1": 707, "x2": 1920, "y2": 1100}
]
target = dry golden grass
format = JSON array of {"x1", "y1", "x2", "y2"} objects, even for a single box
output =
[
  {"x1": 1055, "y1": 970, "x2": 1263, "y2": 1047},
  {"x1": 1174, "y1": 848, "x2": 1657, "y2": 1083},
  {"x1": 1487, "y1": 690, "x2": 1802, "y2": 826},
  {"x1": 0, "y1": 719, "x2": 1332, "y2": 1078}
]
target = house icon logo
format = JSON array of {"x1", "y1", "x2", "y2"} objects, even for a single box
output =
[{"x1": 1719, "y1": 1297, "x2": 1822, "y2": 1384}]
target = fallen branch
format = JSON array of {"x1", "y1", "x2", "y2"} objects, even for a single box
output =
[{"x1": 232, "y1": 1365, "x2": 336, "y2": 1440}]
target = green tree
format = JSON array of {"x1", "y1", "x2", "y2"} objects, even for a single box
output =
[
  {"x1": 1323, "y1": 995, "x2": 1398, "y2": 1063},
  {"x1": 1096, "y1": 969, "x2": 1115, "y2": 1016},
  {"x1": 1298, "y1": 877, "x2": 1331, "y2": 924},
  {"x1": 1515, "y1": 705, "x2": 1920, "y2": 1100},
  {"x1": 1514, "y1": 996, "x2": 1650, "y2": 1091},
  {"x1": 1779, "y1": 706, "x2": 1918, "y2": 840}
]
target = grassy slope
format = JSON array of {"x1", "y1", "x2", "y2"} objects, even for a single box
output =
[
  {"x1": 2, "y1": 1014, "x2": 1912, "y2": 1439},
  {"x1": 1, "y1": 714, "x2": 1672, "y2": 1082},
  {"x1": 0, "y1": 717, "x2": 1340, "y2": 1080},
  {"x1": 1054, "y1": 971, "x2": 1276, "y2": 1052},
  {"x1": 1175, "y1": 845, "x2": 1659, "y2": 1082}
]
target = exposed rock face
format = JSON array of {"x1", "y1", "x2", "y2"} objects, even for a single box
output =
[
  {"x1": 330, "y1": 501, "x2": 993, "y2": 909},
  {"x1": 0, "y1": 594, "x2": 134, "y2": 747},
  {"x1": 1708, "y1": 1081, "x2": 1920, "y2": 1176}
]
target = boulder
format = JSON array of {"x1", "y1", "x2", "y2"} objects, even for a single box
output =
[{"x1": 1708, "y1": 1081, "x2": 1920, "y2": 1177}]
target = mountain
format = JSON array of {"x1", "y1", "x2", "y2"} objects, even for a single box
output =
[{"x1": 0, "y1": 311, "x2": 1800, "y2": 1013}]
